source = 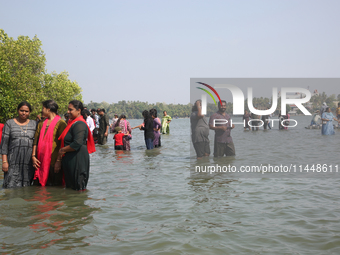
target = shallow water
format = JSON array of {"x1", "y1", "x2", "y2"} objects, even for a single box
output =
[{"x1": 1, "y1": 117, "x2": 340, "y2": 254}]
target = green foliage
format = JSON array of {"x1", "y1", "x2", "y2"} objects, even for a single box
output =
[
  {"x1": 0, "y1": 82, "x2": 17, "y2": 121},
  {"x1": 86, "y1": 91, "x2": 338, "y2": 120},
  {"x1": 86, "y1": 101, "x2": 193, "y2": 119},
  {"x1": 310, "y1": 93, "x2": 337, "y2": 111},
  {"x1": 0, "y1": 29, "x2": 45, "y2": 122},
  {"x1": 0, "y1": 29, "x2": 82, "y2": 122},
  {"x1": 242, "y1": 93, "x2": 338, "y2": 115},
  {"x1": 42, "y1": 71, "x2": 82, "y2": 114}
]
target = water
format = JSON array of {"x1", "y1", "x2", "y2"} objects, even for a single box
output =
[{"x1": 1, "y1": 117, "x2": 340, "y2": 254}]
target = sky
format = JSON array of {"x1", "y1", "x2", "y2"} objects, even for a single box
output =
[{"x1": 1, "y1": 0, "x2": 339, "y2": 104}]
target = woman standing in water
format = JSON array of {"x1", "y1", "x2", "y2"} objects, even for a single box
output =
[
  {"x1": 140, "y1": 110, "x2": 154, "y2": 150},
  {"x1": 190, "y1": 100, "x2": 210, "y2": 159},
  {"x1": 150, "y1": 109, "x2": 161, "y2": 148},
  {"x1": 0, "y1": 101, "x2": 36, "y2": 188},
  {"x1": 242, "y1": 110, "x2": 251, "y2": 131},
  {"x1": 32, "y1": 100, "x2": 67, "y2": 186},
  {"x1": 58, "y1": 100, "x2": 95, "y2": 190},
  {"x1": 321, "y1": 107, "x2": 339, "y2": 135}
]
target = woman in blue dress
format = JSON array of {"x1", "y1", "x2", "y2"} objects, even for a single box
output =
[{"x1": 321, "y1": 107, "x2": 339, "y2": 135}]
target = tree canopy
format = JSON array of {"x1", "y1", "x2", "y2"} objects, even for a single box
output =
[
  {"x1": 86, "y1": 101, "x2": 193, "y2": 119},
  {"x1": 86, "y1": 91, "x2": 339, "y2": 120},
  {"x1": 0, "y1": 29, "x2": 82, "y2": 122}
]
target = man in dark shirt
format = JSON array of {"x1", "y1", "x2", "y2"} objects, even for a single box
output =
[
  {"x1": 251, "y1": 111, "x2": 261, "y2": 131},
  {"x1": 209, "y1": 100, "x2": 235, "y2": 157},
  {"x1": 98, "y1": 108, "x2": 109, "y2": 145},
  {"x1": 261, "y1": 110, "x2": 269, "y2": 130}
]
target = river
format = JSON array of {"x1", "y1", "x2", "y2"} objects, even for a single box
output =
[{"x1": 1, "y1": 116, "x2": 340, "y2": 254}]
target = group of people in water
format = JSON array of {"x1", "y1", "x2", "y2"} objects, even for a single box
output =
[
  {"x1": 190, "y1": 100, "x2": 235, "y2": 159},
  {"x1": 0, "y1": 100, "x2": 174, "y2": 190},
  {"x1": 89, "y1": 109, "x2": 172, "y2": 150},
  {"x1": 190, "y1": 100, "x2": 340, "y2": 159},
  {"x1": 131, "y1": 109, "x2": 172, "y2": 149},
  {"x1": 313, "y1": 102, "x2": 340, "y2": 135},
  {"x1": 2, "y1": 98, "x2": 338, "y2": 188},
  {"x1": 242, "y1": 110, "x2": 290, "y2": 131},
  {"x1": 0, "y1": 100, "x2": 95, "y2": 190}
]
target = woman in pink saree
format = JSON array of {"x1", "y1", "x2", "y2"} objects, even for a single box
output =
[{"x1": 32, "y1": 100, "x2": 67, "y2": 186}]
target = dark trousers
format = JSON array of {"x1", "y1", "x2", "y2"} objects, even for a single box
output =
[
  {"x1": 193, "y1": 141, "x2": 210, "y2": 158},
  {"x1": 214, "y1": 142, "x2": 236, "y2": 157},
  {"x1": 263, "y1": 121, "x2": 268, "y2": 130},
  {"x1": 145, "y1": 138, "x2": 154, "y2": 150},
  {"x1": 251, "y1": 120, "x2": 260, "y2": 131},
  {"x1": 98, "y1": 134, "x2": 107, "y2": 145},
  {"x1": 115, "y1": 145, "x2": 123, "y2": 150}
]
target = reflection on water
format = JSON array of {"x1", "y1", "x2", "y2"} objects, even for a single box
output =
[
  {"x1": 0, "y1": 186, "x2": 98, "y2": 252},
  {"x1": 144, "y1": 148, "x2": 162, "y2": 158},
  {"x1": 1, "y1": 118, "x2": 340, "y2": 253}
]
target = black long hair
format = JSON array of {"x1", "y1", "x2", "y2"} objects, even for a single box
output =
[
  {"x1": 69, "y1": 100, "x2": 86, "y2": 120},
  {"x1": 115, "y1": 114, "x2": 126, "y2": 127},
  {"x1": 17, "y1": 101, "x2": 32, "y2": 112},
  {"x1": 149, "y1": 108, "x2": 157, "y2": 118},
  {"x1": 142, "y1": 110, "x2": 149, "y2": 120},
  {"x1": 42, "y1": 100, "x2": 58, "y2": 114},
  {"x1": 84, "y1": 109, "x2": 91, "y2": 117}
]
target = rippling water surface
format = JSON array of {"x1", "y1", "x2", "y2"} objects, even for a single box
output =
[{"x1": 1, "y1": 117, "x2": 340, "y2": 254}]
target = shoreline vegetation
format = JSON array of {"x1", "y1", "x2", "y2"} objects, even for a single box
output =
[
  {"x1": 0, "y1": 29, "x2": 82, "y2": 123},
  {"x1": 85, "y1": 101, "x2": 192, "y2": 119},
  {"x1": 85, "y1": 94, "x2": 340, "y2": 120}
]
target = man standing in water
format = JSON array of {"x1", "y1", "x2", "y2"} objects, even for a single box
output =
[
  {"x1": 251, "y1": 109, "x2": 261, "y2": 131},
  {"x1": 98, "y1": 108, "x2": 109, "y2": 145},
  {"x1": 161, "y1": 111, "x2": 172, "y2": 134},
  {"x1": 209, "y1": 100, "x2": 235, "y2": 157}
]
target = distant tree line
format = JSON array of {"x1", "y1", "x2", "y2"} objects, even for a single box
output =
[
  {"x1": 309, "y1": 92, "x2": 340, "y2": 111},
  {"x1": 0, "y1": 29, "x2": 82, "y2": 123},
  {"x1": 242, "y1": 93, "x2": 340, "y2": 115},
  {"x1": 86, "y1": 92, "x2": 340, "y2": 120},
  {"x1": 85, "y1": 101, "x2": 194, "y2": 119},
  {"x1": 1, "y1": 27, "x2": 337, "y2": 122}
]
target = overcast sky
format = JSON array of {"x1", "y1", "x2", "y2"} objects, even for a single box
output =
[{"x1": 1, "y1": 0, "x2": 339, "y2": 104}]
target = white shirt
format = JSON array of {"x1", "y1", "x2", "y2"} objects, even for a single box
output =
[
  {"x1": 93, "y1": 114, "x2": 100, "y2": 128},
  {"x1": 86, "y1": 116, "x2": 95, "y2": 132},
  {"x1": 112, "y1": 117, "x2": 118, "y2": 126}
]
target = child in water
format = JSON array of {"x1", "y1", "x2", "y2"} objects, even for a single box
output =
[{"x1": 113, "y1": 127, "x2": 129, "y2": 150}]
